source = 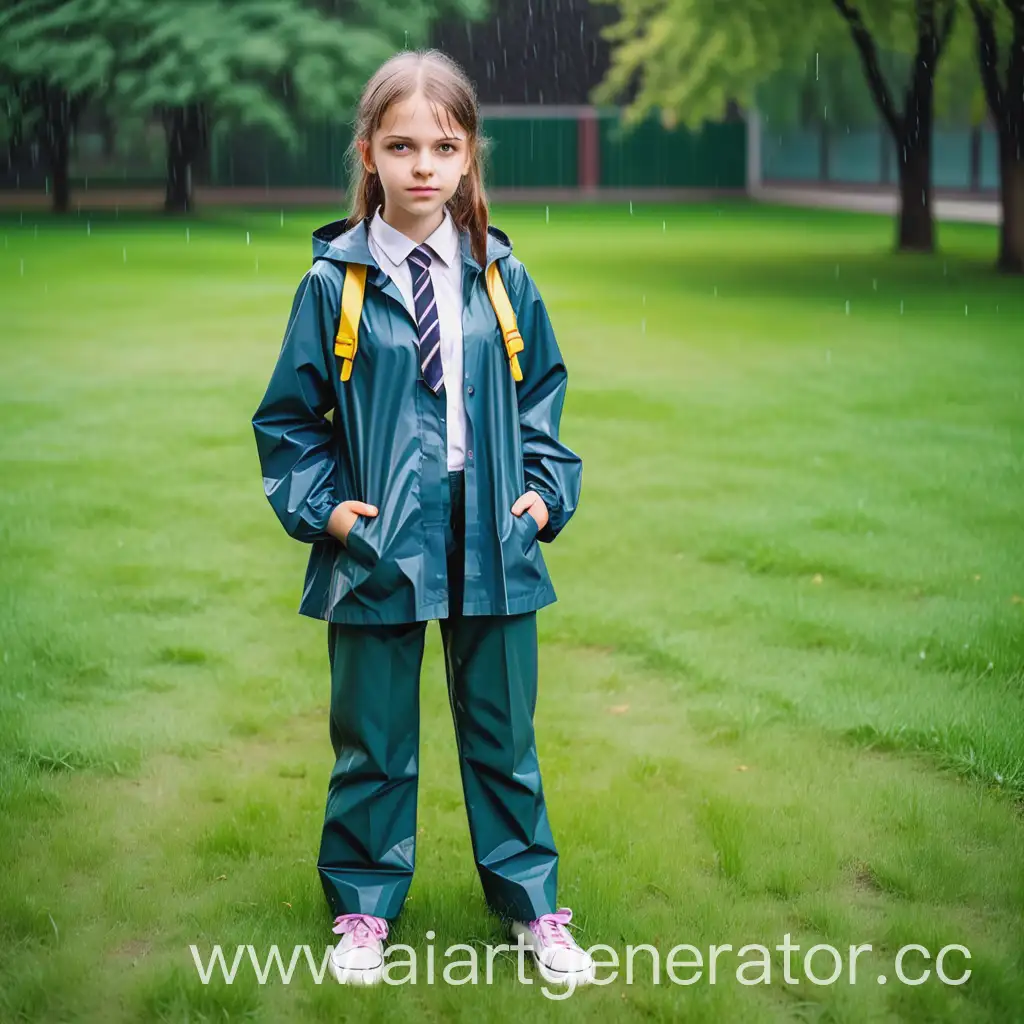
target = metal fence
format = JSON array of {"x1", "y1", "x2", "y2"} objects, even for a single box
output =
[
  {"x1": 205, "y1": 105, "x2": 747, "y2": 191},
  {"x1": 758, "y1": 121, "x2": 999, "y2": 193}
]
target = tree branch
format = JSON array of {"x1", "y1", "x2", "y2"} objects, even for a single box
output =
[
  {"x1": 1002, "y1": 0, "x2": 1024, "y2": 127},
  {"x1": 970, "y1": 0, "x2": 1004, "y2": 123},
  {"x1": 935, "y1": 0, "x2": 958, "y2": 59},
  {"x1": 831, "y1": 0, "x2": 903, "y2": 138}
]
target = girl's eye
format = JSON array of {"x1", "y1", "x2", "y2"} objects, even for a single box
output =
[
  {"x1": 439, "y1": 143, "x2": 454, "y2": 153},
  {"x1": 389, "y1": 143, "x2": 408, "y2": 152}
]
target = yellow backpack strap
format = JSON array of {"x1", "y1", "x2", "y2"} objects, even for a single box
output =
[
  {"x1": 334, "y1": 262, "x2": 367, "y2": 382},
  {"x1": 485, "y1": 261, "x2": 524, "y2": 382}
]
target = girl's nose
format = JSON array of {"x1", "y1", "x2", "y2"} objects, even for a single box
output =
[{"x1": 414, "y1": 151, "x2": 434, "y2": 176}]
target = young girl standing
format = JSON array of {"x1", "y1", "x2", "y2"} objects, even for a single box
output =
[{"x1": 252, "y1": 49, "x2": 594, "y2": 988}]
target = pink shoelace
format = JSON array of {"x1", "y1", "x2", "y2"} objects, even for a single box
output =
[
  {"x1": 332, "y1": 913, "x2": 389, "y2": 946},
  {"x1": 529, "y1": 908, "x2": 577, "y2": 949}
]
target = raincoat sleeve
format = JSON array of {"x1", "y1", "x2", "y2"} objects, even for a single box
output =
[
  {"x1": 509, "y1": 260, "x2": 583, "y2": 543},
  {"x1": 251, "y1": 266, "x2": 341, "y2": 544}
]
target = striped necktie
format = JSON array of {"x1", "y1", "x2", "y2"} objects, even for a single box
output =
[{"x1": 407, "y1": 244, "x2": 443, "y2": 393}]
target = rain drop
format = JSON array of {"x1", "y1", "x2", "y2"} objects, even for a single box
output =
[
  {"x1": 246, "y1": 231, "x2": 251, "y2": 245},
  {"x1": 255, "y1": 258, "x2": 259, "y2": 273},
  {"x1": 845, "y1": 300, "x2": 850, "y2": 315},
  {"x1": 280, "y1": 210, "x2": 285, "y2": 227},
  {"x1": 815, "y1": 53, "x2": 819, "y2": 80},
  {"x1": 964, "y1": 304, "x2": 968, "y2": 316},
  {"x1": 872, "y1": 278, "x2": 877, "y2": 291},
  {"x1": 186, "y1": 227, "x2": 190, "y2": 243},
  {"x1": 713, "y1": 285, "x2": 718, "y2": 297},
  {"x1": 86, "y1": 221, "x2": 91, "y2": 236},
  {"x1": 123, "y1": 247, "x2": 127, "y2": 263},
  {"x1": 545, "y1": 205, "x2": 549, "y2": 223},
  {"x1": 629, "y1": 201, "x2": 633, "y2": 215},
  {"x1": 662, "y1": 220, "x2": 666, "y2": 232},
  {"x1": 835, "y1": 264, "x2": 840, "y2": 279}
]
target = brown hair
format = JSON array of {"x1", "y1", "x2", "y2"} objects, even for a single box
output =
[{"x1": 346, "y1": 49, "x2": 492, "y2": 267}]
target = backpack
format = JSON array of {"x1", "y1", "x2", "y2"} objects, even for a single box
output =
[{"x1": 333, "y1": 260, "x2": 524, "y2": 384}]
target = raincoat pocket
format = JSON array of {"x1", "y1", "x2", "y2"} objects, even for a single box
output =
[
  {"x1": 345, "y1": 513, "x2": 406, "y2": 601},
  {"x1": 342, "y1": 514, "x2": 378, "y2": 571},
  {"x1": 516, "y1": 508, "x2": 541, "y2": 548}
]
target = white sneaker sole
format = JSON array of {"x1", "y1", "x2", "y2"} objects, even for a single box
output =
[
  {"x1": 328, "y1": 954, "x2": 384, "y2": 985},
  {"x1": 533, "y1": 959, "x2": 596, "y2": 986},
  {"x1": 511, "y1": 923, "x2": 596, "y2": 987}
]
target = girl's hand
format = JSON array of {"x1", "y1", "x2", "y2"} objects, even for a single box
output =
[
  {"x1": 328, "y1": 500, "x2": 379, "y2": 545},
  {"x1": 511, "y1": 490, "x2": 549, "y2": 531}
]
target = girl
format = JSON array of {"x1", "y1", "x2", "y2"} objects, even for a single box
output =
[{"x1": 252, "y1": 48, "x2": 593, "y2": 988}]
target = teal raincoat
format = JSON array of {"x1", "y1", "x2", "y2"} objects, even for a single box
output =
[{"x1": 252, "y1": 216, "x2": 583, "y2": 624}]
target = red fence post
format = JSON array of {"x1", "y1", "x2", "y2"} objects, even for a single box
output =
[{"x1": 577, "y1": 106, "x2": 600, "y2": 193}]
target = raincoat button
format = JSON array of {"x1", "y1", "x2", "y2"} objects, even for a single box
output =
[
  {"x1": 467, "y1": 450, "x2": 474, "y2": 459},
  {"x1": 467, "y1": 385, "x2": 474, "y2": 396}
]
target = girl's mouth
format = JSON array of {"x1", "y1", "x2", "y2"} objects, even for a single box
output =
[{"x1": 408, "y1": 187, "x2": 439, "y2": 194}]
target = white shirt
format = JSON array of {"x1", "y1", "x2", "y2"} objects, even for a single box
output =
[{"x1": 365, "y1": 205, "x2": 469, "y2": 472}]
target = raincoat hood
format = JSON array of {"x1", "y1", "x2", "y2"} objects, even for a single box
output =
[{"x1": 311, "y1": 216, "x2": 513, "y2": 269}]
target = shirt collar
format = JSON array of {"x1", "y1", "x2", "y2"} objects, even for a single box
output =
[{"x1": 368, "y1": 204, "x2": 460, "y2": 269}]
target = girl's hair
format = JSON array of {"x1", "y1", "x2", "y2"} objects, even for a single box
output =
[{"x1": 347, "y1": 49, "x2": 492, "y2": 267}]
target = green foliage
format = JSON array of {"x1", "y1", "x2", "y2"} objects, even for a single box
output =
[
  {"x1": 590, "y1": 0, "x2": 1006, "y2": 130},
  {"x1": 0, "y1": 0, "x2": 116, "y2": 146},
  {"x1": 0, "y1": 0, "x2": 485, "y2": 152}
]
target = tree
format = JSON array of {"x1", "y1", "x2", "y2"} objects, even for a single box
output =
[
  {"x1": 832, "y1": 0, "x2": 957, "y2": 252},
  {"x1": 108, "y1": 0, "x2": 415, "y2": 213},
  {"x1": 591, "y1": 0, "x2": 959, "y2": 253},
  {"x1": 2, "y1": 0, "x2": 485, "y2": 214},
  {"x1": 967, "y1": 0, "x2": 1023, "y2": 273},
  {"x1": 120, "y1": 0, "x2": 488, "y2": 213},
  {"x1": 0, "y1": 0, "x2": 116, "y2": 212}
]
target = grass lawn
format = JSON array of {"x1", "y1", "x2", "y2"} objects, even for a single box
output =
[{"x1": 0, "y1": 200, "x2": 1022, "y2": 1022}]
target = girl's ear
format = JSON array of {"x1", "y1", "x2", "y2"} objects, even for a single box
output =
[{"x1": 357, "y1": 138, "x2": 375, "y2": 174}]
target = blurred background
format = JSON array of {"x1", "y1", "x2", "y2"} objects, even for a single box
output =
[
  {"x1": 1, "y1": 0, "x2": 1019, "y2": 267},
  {"x1": 1, "y1": 2, "x2": 1022, "y2": 1022}
]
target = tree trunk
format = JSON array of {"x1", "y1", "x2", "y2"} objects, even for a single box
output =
[
  {"x1": 997, "y1": 134, "x2": 1024, "y2": 274},
  {"x1": 42, "y1": 88, "x2": 75, "y2": 214},
  {"x1": 833, "y1": 0, "x2": 954, "y2": 255},
  {"x1": 163, "y1": 104, "x2": 205, "y2": 214},
  {"x1": 896, "y1": 135, "x2": 935, "y2": 252},
  {"x1": 967, "y1": 0, "x2": 1023, "y2": 273},
  {"x1": 50, "y1": 130, "x2": 70, "y2": 213}
]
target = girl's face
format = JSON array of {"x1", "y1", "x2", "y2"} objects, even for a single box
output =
[{"x1": 358, "y1": 91, "x2": 472, "y2": 228}]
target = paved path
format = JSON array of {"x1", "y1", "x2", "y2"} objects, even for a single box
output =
[{"x1": 751, "y1": 184, "x2": 1001, "y2": 225}]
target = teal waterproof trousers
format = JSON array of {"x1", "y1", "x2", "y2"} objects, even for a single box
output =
[{"x1": 317, "y1": 469, "x2": 559, "y2": 922}]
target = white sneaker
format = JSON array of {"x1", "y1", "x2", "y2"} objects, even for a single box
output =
[
  {"x1": 511, "y1": 908, "x2": 596, "y2": 986},
  {"x1": 328, "y1": 913, "x2": 389, "y2": 985}
]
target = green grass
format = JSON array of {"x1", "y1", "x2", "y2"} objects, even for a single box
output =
[{"x1": 1, "y1": 200, "x2": 1022, "y2": 1022}]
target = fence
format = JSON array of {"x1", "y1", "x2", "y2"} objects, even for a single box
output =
[
  {"x1": 205, "y1": 105, "x2": 746, "y2": 192},
  {"x1": 757, "y1": 120, "x2": 999, "y2": 193}
]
